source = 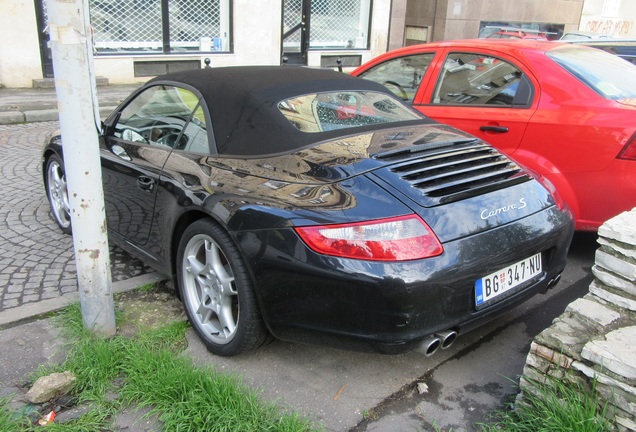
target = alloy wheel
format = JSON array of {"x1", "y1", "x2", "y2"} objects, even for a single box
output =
[
  {"x1": 46, "y1": 157, "x2": 71, "y2": 231},
  {"x1": 181, "y1": 233, "x2": 239, "y2": 345}
]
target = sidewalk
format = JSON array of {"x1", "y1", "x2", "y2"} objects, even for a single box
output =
[
  {"x1": 0, "y1": 83, "x2": 141, "y2": 125},
  {"x1": 0, "y1": 272, "x2": 593, "y2": 431},
  {"x1": 0, "y1": 279, "x2": 489, "y2": 432}
]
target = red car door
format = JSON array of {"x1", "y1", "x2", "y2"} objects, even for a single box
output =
[{"x1": 413, "y1": 47, "x2": 539, "y2": 155}]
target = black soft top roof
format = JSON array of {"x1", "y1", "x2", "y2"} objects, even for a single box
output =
[{"x1": 146, "y1": 66, "x2": 419, "y2": 157}]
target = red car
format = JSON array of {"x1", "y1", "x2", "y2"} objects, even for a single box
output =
[{"x1": 352, "y1": 39, "x2": 636, "y2": 230}]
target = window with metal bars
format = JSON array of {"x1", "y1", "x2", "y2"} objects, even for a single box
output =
[
  {"x1": 309, "y1": 0, "x2": 371, "y2": 49},
  {"x1": 88, "y1": 0, "x2": 231, "y2": 54},
  {"x1": 283, "y1": 0, "x2": 372, "y2": 53}
]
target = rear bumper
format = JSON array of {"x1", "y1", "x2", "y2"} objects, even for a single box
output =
[{"x1": 237, "y1": 205, "x2": 574, "y2": 353}]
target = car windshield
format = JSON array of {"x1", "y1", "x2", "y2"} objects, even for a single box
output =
[
  {"x1": 548, "y1": 46, "x2": 636, "y2": 100},
  {"x1": 277, "y1": 91, "x2": 423, "y2": 133}
]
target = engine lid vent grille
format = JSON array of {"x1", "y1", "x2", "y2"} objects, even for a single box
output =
[{"x1": 374, "y1": 139, "x2": 530, "y2": 207}]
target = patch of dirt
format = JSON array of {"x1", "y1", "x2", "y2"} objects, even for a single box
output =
[{"x1": 114, "y1": 280, "x2": 186, "y2": 337}]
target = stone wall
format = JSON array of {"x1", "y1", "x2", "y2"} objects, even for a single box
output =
[{"x1": 519, "y1": 208, "x2": 636, "y2": 431}]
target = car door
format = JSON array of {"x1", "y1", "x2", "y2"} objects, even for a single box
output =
[
  {"x1": 101, "y1": 84, "x2": 199, "y2": 245},
  {"x1": 415, "y1": 49, "x2": 538, "y2": 155}
]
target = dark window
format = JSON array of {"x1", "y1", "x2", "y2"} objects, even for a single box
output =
[
  {"x1": 431, "y1": 53, "x2": 531, "y2": 107},
  {"x1": 548, "y1": 46, "x2": 636, "y2": 100},
  {"x1": 358, "y1": 54, "x2": 436, "y2": 102},
  {"x1": 115, "y1": 86, "x2": 209, "y2": 152},
  {"x1": 277, "y1": 91, "x2": 422, "y2": 133}
]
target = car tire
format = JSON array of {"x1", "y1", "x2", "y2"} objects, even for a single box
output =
[
  {"x1": 45, "y1": 154, "x2": 72, "y2": 234},
  {"x1": 177, "y1": 219, "x2": 269, "y2": 356}
]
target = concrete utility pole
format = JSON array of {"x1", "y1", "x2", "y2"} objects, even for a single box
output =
[{"x1": 46, "y1": 0, "x2": 116, "y2": 337}]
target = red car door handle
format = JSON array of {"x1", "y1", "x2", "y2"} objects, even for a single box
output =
[{"x1": 480, "y1": 125, "x2": 509, "y2": 133}]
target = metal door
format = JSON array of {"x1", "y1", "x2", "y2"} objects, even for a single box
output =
[
  {"x1": 282, "y1": 0, "x2": 310, "y2": 65},
  {"x1": 34, "y1": 0, "x2": 54, "y2": 78}
]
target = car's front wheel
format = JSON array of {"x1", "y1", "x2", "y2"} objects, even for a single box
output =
[
  {"x1": 45, "y1": 154, "x2": 72, "y2": 234},
  {"x1": 177, "y1": 219, "x2": 269, "y2": 356}
]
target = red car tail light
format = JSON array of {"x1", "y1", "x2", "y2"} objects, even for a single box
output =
[
  {"x1": 618, "y1": 134, "x2": 636, "y2": 161},
  {"x1": 294, "y1": 215, "x2": 443, "y2": 261}
]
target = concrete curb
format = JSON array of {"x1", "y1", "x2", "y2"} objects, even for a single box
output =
[
  {"x1": 0, "y1": 272, "x2": 165, "y2": 328},
  {"x1": 0, "y1": 112, "x2": 26, "y2": 125},
  {"x1": 24, "y1": 109, "x2": 59, "y2": 123},
  {"x1": 0, "y1": 106, "x2": 120, "y2": 125}
]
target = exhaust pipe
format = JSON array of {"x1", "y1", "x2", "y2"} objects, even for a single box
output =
[
  {"x1": 547, "y1": 274, "x2": 561, "y2": 289},
  {"x1": 417, "y1": 336, "x2": 442, "y2": 357},
  {"x1": 436, "y1": 330, "x2": 458, "y2": 349}
]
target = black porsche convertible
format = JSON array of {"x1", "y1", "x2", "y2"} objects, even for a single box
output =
[{"x1": 43, "y1": 66, "x2": 574, "y2": 356}]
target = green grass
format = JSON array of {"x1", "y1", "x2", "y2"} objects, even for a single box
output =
[
  {"x1": 0, "y1": 398, "x2": 27, "y2": 431},
  {"x1": 478, "y1": 375, "x2": 611, "y2": 432},
  {"x1": 0, "y1": 301, "x2": 315, "y2": 432},
  {"x1": 136, "y1": 282, "x2": 158, "y2": 292}
]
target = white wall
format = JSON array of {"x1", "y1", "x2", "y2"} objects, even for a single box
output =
[
  {"x1": 0, "y1": 0, "x2": 43, "y2": 88},
  {"x1": 368, "y1": 0, "x2": 392, "y2": 60},
  {"x1": 580, "y1": 0, "x2": 636, "y2": 36},
  {"x1": 213, "y1": 0, "x2": 283, "y2": 66}
]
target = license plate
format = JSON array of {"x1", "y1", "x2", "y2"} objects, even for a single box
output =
[{"x1": 475, "y1": 253, "x2": 542, "y2": 307}]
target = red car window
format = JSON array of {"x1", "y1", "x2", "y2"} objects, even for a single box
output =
[
  {"x1": 547, "y1": 46, "x2": 636, "y2": 100},
  {"x1": 356, "y1": 53, "x2": 436, "y2": 102},
  {"x1": 431, "y1": 53, "x2": 531, "y2": 107}
]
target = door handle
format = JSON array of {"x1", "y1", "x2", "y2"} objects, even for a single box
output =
[
  {"x1": 480, "y1": 125, "x2": 509, "y2": 133},
  {"x1": 137, "y1": 176, "x2": 155, "y2": 192}
]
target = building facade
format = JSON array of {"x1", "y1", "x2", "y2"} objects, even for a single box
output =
[
  {"x1": 0, "y1": 0, "x2": 400, "y2": 88},
  {"x1": 0, "y1": 0, "x2": 634, "y2": 88},
  {"x1": 401, "y1": 0, "x2": 586, "y2": 43}
]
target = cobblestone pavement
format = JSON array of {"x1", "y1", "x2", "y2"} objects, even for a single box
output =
[{"x1": 0, "y1": 122, "x2": 152, "y2": 312}]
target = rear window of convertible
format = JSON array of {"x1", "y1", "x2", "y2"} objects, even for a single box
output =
[
  {"x1": 548, "y1": 46, "x2": 636, "y2": 100},
  {"x1": 277, "y1": 91, "x2": 423, "y2": 133}
]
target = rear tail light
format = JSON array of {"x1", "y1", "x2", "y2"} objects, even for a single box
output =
[
  {"x1": 294, "y1": 215, "x2": 443, "y2": 261},
  {"x1": 618, "y1": 133, "x2": 636, "y2": 160}
]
